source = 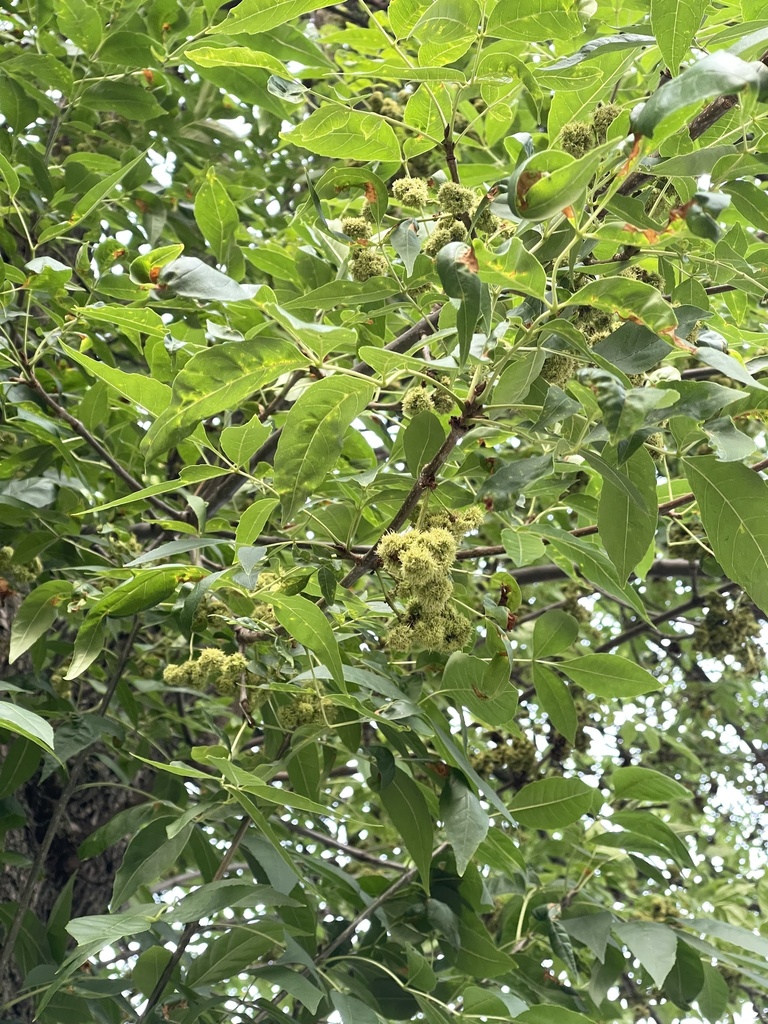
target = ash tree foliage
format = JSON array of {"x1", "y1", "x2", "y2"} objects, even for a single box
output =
[{"x1": 4, "y1": 0, "x2": 768, "y2": 1021}]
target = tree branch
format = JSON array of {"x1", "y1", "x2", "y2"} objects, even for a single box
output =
[
  {"x1": 136, "y1": 814, "x2": 251, "y2": 1024},
  {"x1": 617, "y1": 47, "x2": 768, "y2": 198},
  {"x1": 22, "y1": 370, "x2": 179, "y2": 519},
  {"x1": 284, "y1": 821, "x2": 408, "y2": 871},
  {"x1": 340, "y1": 386, "x2": 484, "y2": 590},
  {"x1": 0, "y1": 619, "x2": 140, "y2": 986},
  {"x1": 198, "y1": 309, "x2": 442, "y2": 518}
]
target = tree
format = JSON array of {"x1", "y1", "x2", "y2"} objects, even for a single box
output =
[{"x1": 1, "y1": 0, "x2": 767, "y2": 1020}]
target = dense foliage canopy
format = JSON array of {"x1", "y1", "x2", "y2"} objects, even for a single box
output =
[{"x1": 1, "y1": 0, "x2": 768, "y2": 1021}]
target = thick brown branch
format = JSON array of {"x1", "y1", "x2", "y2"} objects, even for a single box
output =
[{"x1": 618, "y1": 47, "x2": 768, "y2": 198}]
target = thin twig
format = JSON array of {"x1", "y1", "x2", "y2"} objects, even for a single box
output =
[
  {"x1": 252, "y1": 842, "x2": 449, "y2": 1023},
  {"x1": 0, "y1": 619, "x2": 140, "y2": 985},
  {"x1": 136, "y1": 815, "x2": 251, "y2": 1023},
  {"x1": 285, "y1": 821, "x2": 408, "y2": 871},
  {"x1": 22, "y1": 370, "x2": 178, "y2": 518},
  {"x1": 340, "y1": 388, "x2": 484, "y2": 590}
]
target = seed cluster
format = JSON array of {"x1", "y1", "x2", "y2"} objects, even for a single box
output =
[
  {"x1": 278, "y1": 688, "x2": 336, "y2": 729},
  {"x1": 693, "y1": 594, "x2": 760, "y2": 662},
  {"x1": 402, "y1": 378, "x2": 455, "y2": 417},
  {"x1": 163, "y1": 649, "x2": 248, "y2": 695},
  {"x1": 378, "y1": 507, "x2": 484, "y2": 654},
  {"x1": 0, "y1": 546, "x2": 42, "y2": 585}
]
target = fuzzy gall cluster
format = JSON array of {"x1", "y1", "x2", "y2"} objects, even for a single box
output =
[
  {"x1": 560, "y1": 102, "x2": 621, "y2": 157},
  {"x1": 278, "y1": 687, "x2": 336, "y2": 729},
  {"x1": 163, "y1": 648, "x2": 248, "y2": 695},
  {"x1": 389, "y1": 177, "x2": 501, "y2": 258},
  {"x1": 378, "y1": 507, "x2": 484, "y2": 654},
  {"x1": 0, "y1": 546, "x2": 42, "y2": 585},
  {"x1": 402, "y1": 378, "x2": 455, "y2": 417},
  {"x1": 470, "y1": 734, "x2": 537, "y2": 788},
  {"x1": 693, "y1": 594, "x2": 760, "y2": 663}
]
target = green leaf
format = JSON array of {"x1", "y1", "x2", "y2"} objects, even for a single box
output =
[
  {"x1": 72, "y1": 150, "x2": 148, "y2": 223},
  {"x1": 74, "y1": 304, "x2": 166, "y2": 340},
  {"x1": 651, "y1": 0, "x2": 708, "y2": 73},
  {"x1": 158, "y1": 256, "x2": 256, "y2": 301},
  {"x1": 474, "y1": 237, "x2": 547, "y2": 297},
  {"x1": 632, "y1": 52, "x2": 764, "y2": 138},
  {"x1": 111, "y1": 819, "x2": 193, "y2": 910},
  {"x1": 532, "y1": 662, "x2": 577, "y2": 744},
  {"x1": 518, "y1": 1007, "x2": 595, "y2": 1024},
  {"x1": 186, "y1": 923, "x2": 286, "y2": 987},
  {"x1": 274, "y1": 375, "x2": 375, "y2": 521},
  {"x1": 174, "y1": 880, "x2": 297, "y2": 923},
  {"x1": 61, "y1": 342, "x2": 171, "y2": 417},
  {"x1": 287, "y1": 741, "x2": 323, "y2": 803},
  {"x1": 558, "y1": 653, "x2": 661, "y2": 699},
  {"x1": 54, "y1": 0, "x2": 102, "y2": 53},
  {"x1": 403, "y1": 411, "x2": 446, "y2": 476},
  {"x1": 533, "y1": 609, "x2": 579, "y2": 658},
  {"x1": 331, "y1": 993, "x2": 381, "y2": 1024},
  {"x1": 665, "y1": 939, "x2": 705, "y2": 1006},
  {"x1": 462, "y1": 985, "x2": 527, "y2": 1017},
  {"x1": 611, "y1": 811, "x2": 693, "y2": 867},
  {"x1": 38, "y1": 905, "x2": 161, "y2": 1012},
  {"x1": 221, "y1": 417, "x2": 272, "y2": 468},
  {"x1": 263, "y1": 302, "x2": 358, "y2": 358},
  {"x1": 494, "y1": 349, "x2": 547, "y2": 405},
  {"x1": 686, "y1": 917, "x2": 768, "y2": 958},
  {"x1": 92, "y1": 568, "x2": 189, "y2": 619},
  {"x1": 598, "y1": 446, "x2": 658, "y2": 580},
  {"x1": 9, "y1": 581, "x2": 72, "y2": 663},
  {"x1": 486, "y1": 0, "x2": 582, "y2": 41},
  {"x1": 64, "y1": 613, "x2": 105, "y2": 681},
  {"x1": 477, "y1": 453, "x2": 554, "y2": 510},
  {"x1": 391, "y1": 219, "x2": 422, "y2": 276},
  {"x1": 186, "y1": 45, "x2": 289, "y2": 77},
  {"x1": 454, "y1": 913, "x2": 516, "y2": 977},
  {"x1": 683, "y1": 456, "x2": 768, "y2": 614},
  {"x1": 379, "y1": 766, "x2": 434, "y2": 891},
  {"x1": 282, "y1": 107, "x2": 401, "y2": 162},
  {"x1": 236, "y1": 498, "x2": 280, "y2": 548},
  {"x1": 530, "y1": 526, "x2": 648, "y2": 619},
  {"x1": 412, "y1": 0, "x2": 480, "y2": 67},
  {"x1": 568, "y1": 278, "x2": 677, "y2": 336},
  {"x1": 0, "y1": 151, "x2": 20, "y2": 197},
  {"x1": 508, "y1": 777, "x2": 593, "y2": 828},
  {"x1": 0, "y1": 702, "x2": 55, "y2": 754},
  {"x1": 132, "y1": 946, "x2": 173, "y2": 999},
  {"x1": 142, "y1": 338, "x2": 302, "y2": 459},
  {"x1": 696, "y1": 964, "x2": 730, "y2": 1022},
  {"x1": 194, "y1": 168, "x2": 240, "y2": 268},
  {"x1": 315, "y1": 167, "x2": 389, "y2": 221},
  {"x1": 269, "y1": 593, "x2": 344, "y2": 687},
  {"x1": 439, "y1": 771, "x2": 488, "y2": 875},
  {"x1": 510, "y1": 145, "x2": 613, "y2": 221},
  {"x1": 611, "y1": 766, "x2": 689, "y2": 802},
  {"x1": 614, "y1": 921, "x2": 678, "y2": 986},
  {"x1": 442, "y1": 652, "x2": 519, "y2": 729},
  {"x1": 435, "y1": 241, "x2": 481, "y2": 364},
  {"x1": 212, "y1": 0, "x2": 340, "y2": 34}
]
